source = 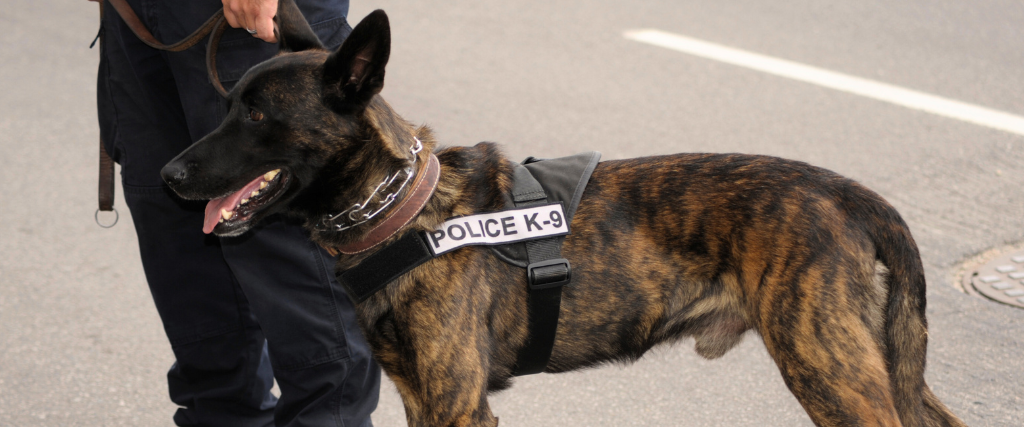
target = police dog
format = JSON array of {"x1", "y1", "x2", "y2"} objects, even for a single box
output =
[{"x1": 161, "y1": 3, "x2": 965, "y2": 426}]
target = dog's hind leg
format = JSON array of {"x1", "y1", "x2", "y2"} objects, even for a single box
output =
[{"x1": 755, "y1": 270, "x2": 903, "y2": 427}]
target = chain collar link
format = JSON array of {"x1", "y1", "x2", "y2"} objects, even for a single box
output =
[{"x1": 315, "y1": 138, "x2": 424, "y2": 232}]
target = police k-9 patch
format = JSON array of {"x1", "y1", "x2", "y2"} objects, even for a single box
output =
[{"x1": 424, "y1": 203, "x2": 569, "y2": 255}]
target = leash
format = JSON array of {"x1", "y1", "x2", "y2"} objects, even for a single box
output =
[
  {"x1": 94, "y1": 0, "x2": 117, "y2": 227},
  {"x1": 94, "y1": 0, "x2": 234, "y2": 227},
  {"x1": 104, "y1": 0, "x2": 231, "y2": 97}
]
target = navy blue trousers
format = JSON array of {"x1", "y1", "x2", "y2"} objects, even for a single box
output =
[{"x1": 96, "y1": 1, "x2": 380, "y2": 426}]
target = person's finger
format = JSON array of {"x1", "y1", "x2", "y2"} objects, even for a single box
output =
[
  {"x1": 222, "y1": 1, "x2": 241, "y2": 29},
  {"x1": 240, "y1": 1, "x2": 261, "y2": 37},
  {"x1": 254, "y1": 11, "x2": 277, "y2": 43},
  {"x1": 242, "y1": 12, "x2": 257, "y2": 35}
]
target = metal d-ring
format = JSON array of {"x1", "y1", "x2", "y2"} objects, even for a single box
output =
[{"x1": 95, "y1": 208, "x2": 119, "y2": 228}]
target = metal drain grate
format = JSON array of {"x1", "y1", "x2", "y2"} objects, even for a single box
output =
[{"x1": 964, "y1": 250, "x2": 1024, "y2": 309}]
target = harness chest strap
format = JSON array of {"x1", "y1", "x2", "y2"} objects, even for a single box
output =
[{"x1": 507, "y1": 162, "x2": 572, "y2": 376}]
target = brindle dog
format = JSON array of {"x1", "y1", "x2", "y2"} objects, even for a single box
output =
[{"x1": 161, "y1": 3, "x2": 966, "y2": 426}]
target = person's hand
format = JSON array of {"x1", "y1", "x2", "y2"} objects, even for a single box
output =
[{"x1": 222, "y1": 0, "x2": 279, "y2": 43}]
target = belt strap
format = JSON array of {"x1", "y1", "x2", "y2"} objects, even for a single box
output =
[
  {"x1": 97, "y1": 1, "x2": 115, "y2": 214},
  {"x1": 98, "y1": 139, "x2": 115, "y2": 211},
  {"x1": 94, "y1": 2, "x2": 118, "y2": 227}
]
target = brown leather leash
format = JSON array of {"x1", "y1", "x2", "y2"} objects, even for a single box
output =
[
  {"x1": 95, "y1": 0, "x2": 233, "y2": 227},
  {"x1": 104, "y1": 0, "x2": 231, "y2": 97}
]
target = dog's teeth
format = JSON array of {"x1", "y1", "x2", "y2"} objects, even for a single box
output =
[
  {"x1": 251, "y1": 190, "x2": 259, "y2": 198},
  {"x1": 221, "y1": 209, "x2": 233, "y2": 220},
  {"x1": 219, "y1": 218, "x2": 224, "y2": 223},
  {"x1": 264, "y1": 170, "x2": 279, "y2": 181},
  {"x1": 259, "y1": 181, "x2": 268, "y2": 190},
  {"x1": 241, "y1": 198, "x2": 249, "y2": 204}
]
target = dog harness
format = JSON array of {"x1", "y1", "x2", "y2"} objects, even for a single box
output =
[{"x1": 336, "y1": 151, "x2": 601, "y2": 376}]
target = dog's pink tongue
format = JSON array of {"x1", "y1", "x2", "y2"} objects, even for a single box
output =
[
  {"x1": 202, "y1": 175, "x2": 267, "y2": 234},
  {"x1": 203, "y1": 196, "x2": 234, "y2": 234}
]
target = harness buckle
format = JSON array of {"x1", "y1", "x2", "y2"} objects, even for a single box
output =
[{"x1": 527, "y1": 258, "x2": 572, "y2": 290}]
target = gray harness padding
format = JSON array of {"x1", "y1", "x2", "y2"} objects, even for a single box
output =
[{"x1": 491, "y1": 151, "x2": 602, "y2": 268}]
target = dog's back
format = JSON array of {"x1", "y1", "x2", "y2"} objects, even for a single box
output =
[{"x1": 550, "y1": 152, "x2": 964, "y2": 426}]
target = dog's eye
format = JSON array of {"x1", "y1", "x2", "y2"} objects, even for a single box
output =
[{"x1": 249, "y1": 109, "x2": 264, "y2": 122}]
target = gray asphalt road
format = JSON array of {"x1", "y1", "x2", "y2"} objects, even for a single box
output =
[{"x1": 2, "y1": 0, "x2": 1022, "y2": 425}]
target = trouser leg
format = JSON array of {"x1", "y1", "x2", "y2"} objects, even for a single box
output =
[
  {"x1": 99, "y1": 4, "x2": 276, "y2": 425},
  {"x1": 99, "y1": 1, "x2": 378, "y2": 426},
  {"x1": 143, "y1": 1, "x2": 380, "y2": 425},
  {"x1": 222, "y1": 218, "x2": 381, "y2": 427},
  {"x1": 122, "y1": 187, "x2": 278, "y2": 427}
]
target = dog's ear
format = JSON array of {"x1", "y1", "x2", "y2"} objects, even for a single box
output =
[
  {"x1": 322, "y1": 9, "x2": 390, "y2": 112},
  {"x1": 275, "y1": 0, "x2": 324, "y2": 52}
]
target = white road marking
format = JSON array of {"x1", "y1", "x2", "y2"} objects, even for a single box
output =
[{"x1": 624, "y1": 29, "x2": 1024, "y2": 137}]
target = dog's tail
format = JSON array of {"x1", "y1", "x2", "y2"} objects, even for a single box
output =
[{"x1": 855, "y1": 187, "x2": 965, "y2": 427}]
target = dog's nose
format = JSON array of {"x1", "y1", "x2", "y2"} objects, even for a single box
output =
[{"x1": 161, "y1": 162, "x2": 189, "y2": 186}]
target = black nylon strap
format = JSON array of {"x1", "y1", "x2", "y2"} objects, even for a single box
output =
[
  {"x1": 511, "y1": 163, "x2": 570, "y2": 376},
  {"x1": 337, "y1": 232, "x2": 433, "y2": 303}
]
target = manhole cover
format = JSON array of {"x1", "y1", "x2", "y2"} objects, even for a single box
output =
[{"x1": 962, "y1": 248, "x2": 1024, "y2": 309}]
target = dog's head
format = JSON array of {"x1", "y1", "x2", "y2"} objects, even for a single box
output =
[{"x1": 161, "y1": 2, "x2": 398, "y2": 237}]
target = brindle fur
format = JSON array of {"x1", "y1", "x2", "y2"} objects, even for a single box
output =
[{"x1": 162, "y1": 4, "x2": 966, "y2": 426}]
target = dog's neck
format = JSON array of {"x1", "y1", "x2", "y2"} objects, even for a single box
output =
[
  {"x1": 323, "y1": 143, "x2": 440, "y2": 255},
  {"x1": 296, "y1": 98, "x2": 440, "y2": 254},
  {"x1": 292, "y1": 98, "x2": 516, "y2": 268}
]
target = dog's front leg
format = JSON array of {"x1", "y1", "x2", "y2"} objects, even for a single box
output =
[
  {"x1": 376, "y1": 283, "x2": 501, "y2": 427},
  {"x1": 396, "y1": 384, "x2": 498, "y2": 427},
  {"x1": 388, "y1": 349, "x2": 499, "y2": 427}
]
